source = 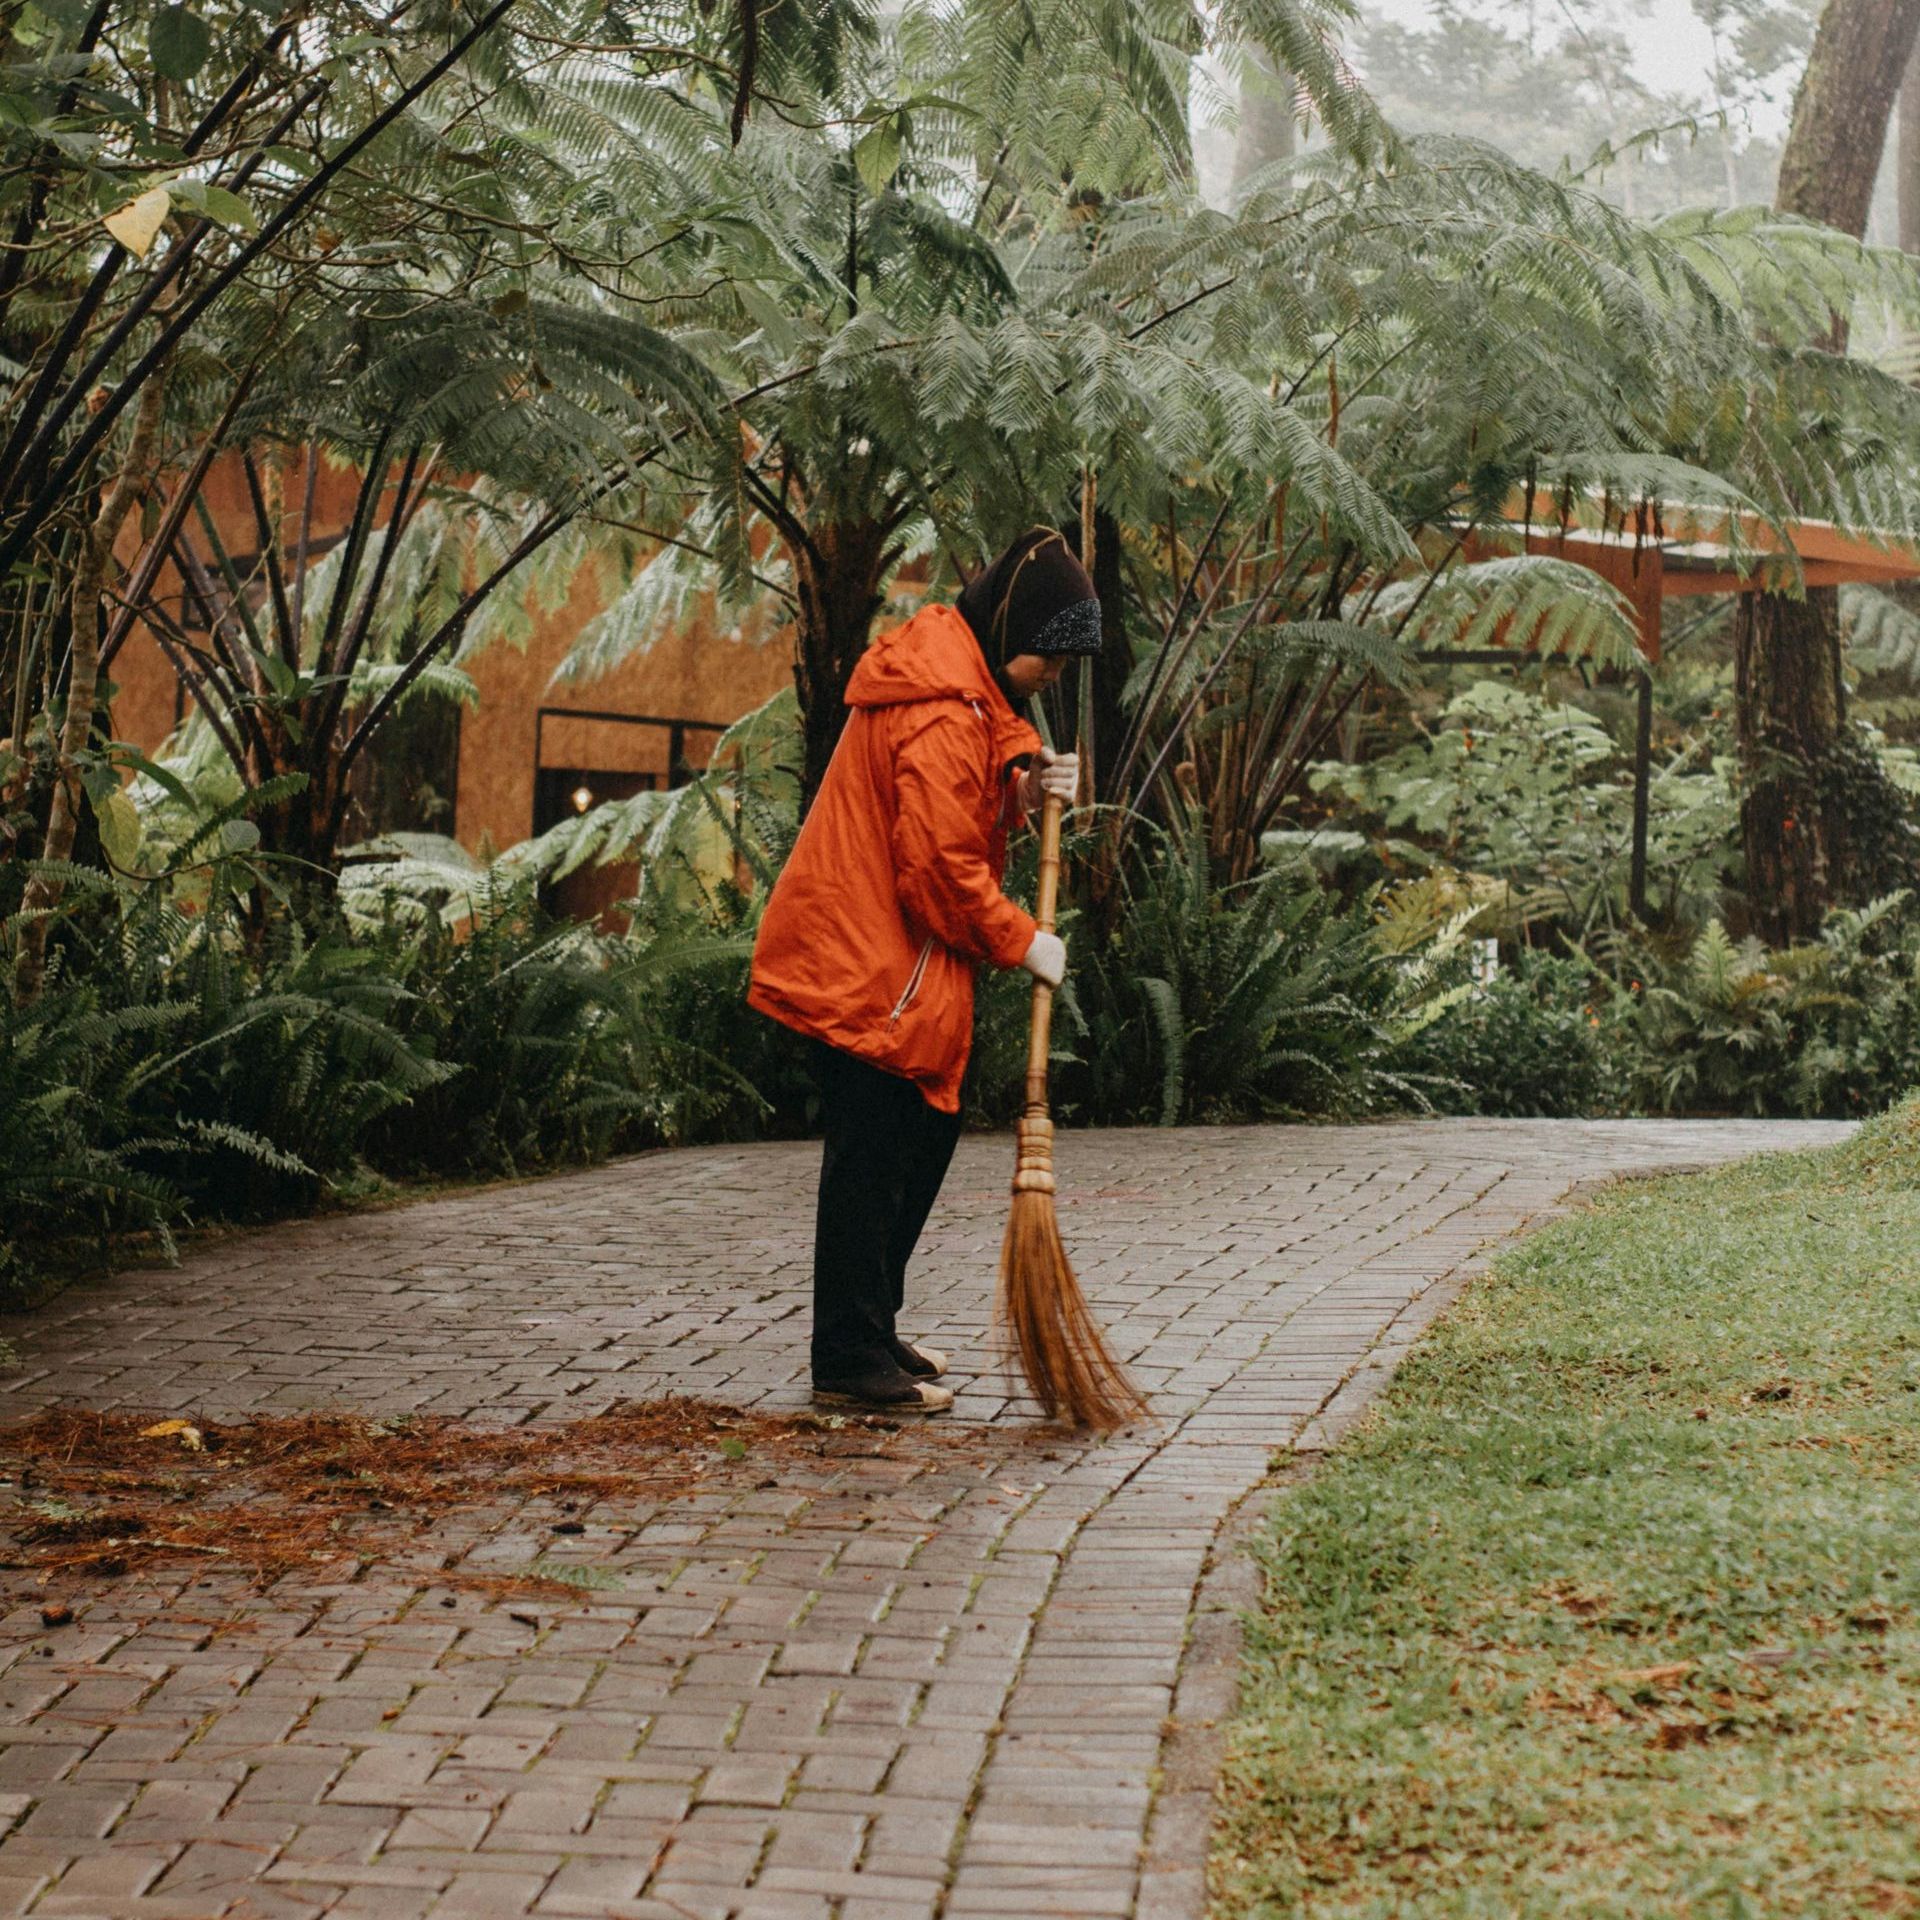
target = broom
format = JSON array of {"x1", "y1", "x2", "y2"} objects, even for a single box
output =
[{"x1": 995, "y1": 785, "x2": 1148, "y2": 1430}]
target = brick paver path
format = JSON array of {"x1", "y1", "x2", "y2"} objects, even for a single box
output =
[{"x1": 0, "y1": 1119, "x2": 1845, "y2": 1919}]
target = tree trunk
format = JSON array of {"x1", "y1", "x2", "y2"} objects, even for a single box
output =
[
  {"x1": 1778, "y1": 0, "x2": 1920, "y2": 238},
  {"x1": 1732, "y1": 0, "x2": 1920, "y2": 942},
  {"x1": 252, "y1": 758, "x2": 348, "y2": 931},
  {"x1": 1902, "y1": 34, "x2": 1920, "y2": 254},
  {"x1": 790, "y1": 518, "x2": 892, "y2": 807},
  {"x1": 13, "y1": 352, "x2": 170, "y2": 1001},
  {"x1": 1735, "y1": 589, "x2": 1845, "y2": 941},
  {"x1": 1229, "y1": 54, "x2": 1294, "y2": 207}
]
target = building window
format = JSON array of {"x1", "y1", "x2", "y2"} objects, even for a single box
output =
[
  {"x1": 530, "y1": 708, "x2": 725, "y2": 837},
  {"x1": 532, "y1": 765, "x2": 657, "y2": 837}
]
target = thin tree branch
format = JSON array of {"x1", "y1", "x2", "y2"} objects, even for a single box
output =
[{"x1": 0, "y1": 0, "x2": 501, "y2": 581}]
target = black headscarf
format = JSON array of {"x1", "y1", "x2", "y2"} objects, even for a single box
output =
[{"x1": 956, "y1": 528, "x2": 1102, "y2": 704}]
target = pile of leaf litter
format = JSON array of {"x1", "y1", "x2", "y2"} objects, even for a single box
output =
[{"x1": 1, "y1": 1397, "x2": 900, "y2": 1596}]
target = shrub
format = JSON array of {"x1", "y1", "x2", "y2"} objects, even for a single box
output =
[
  {"x1": 1398, "y1": 895, "x2": 1920, "y2": 1122},
  {"x1": 1612, "y1": 894, "x2": 1920, "y2": 1118},
  {"x1": 1394, "y1": 948, "x2": 1615, "y2": 1116},
  {"x1": 622, "y1": 893, "x2": 816, "y2": 1146},
  {"x1": 1056, "y1": 815, "x2": 1444, "y2": 1126},
  {"x1": 1, "y1": 824, "x2": 447, "y2": 1293},
  {"x1": 0, "y1": 970, "x2": 188, "y2": 1297},
  {"x1": 1309, "y1": 679, "x2": 1739, "y2": 937},
  {"x1": 360, "y1": 884, "x2": 659, "y2": 1178}
]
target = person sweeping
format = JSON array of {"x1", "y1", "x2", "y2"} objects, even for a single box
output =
[{"x1": 748, "y1": 528, "x2": 1100, "y2": 1413}]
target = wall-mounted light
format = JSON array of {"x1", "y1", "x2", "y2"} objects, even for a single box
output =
[{"x1": 571, "y1": 783, "x2": 595, "y2": 814}]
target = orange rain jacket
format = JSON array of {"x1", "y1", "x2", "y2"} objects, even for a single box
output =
[{"x1": 748, "y1": 603, "x2": 1042, "y2": 1113}]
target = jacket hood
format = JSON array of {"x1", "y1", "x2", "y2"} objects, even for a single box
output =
[
  {"x1": 846, "y1": 603, "x2": 1042, "y2": 772},
  {"x1": 846, "y1": 604, "x2": 1000, "y2": 710}
]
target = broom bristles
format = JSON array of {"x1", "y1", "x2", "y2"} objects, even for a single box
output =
[{"x1": 996, "y1": 1185, "x2": 1147, "y2": 1431}]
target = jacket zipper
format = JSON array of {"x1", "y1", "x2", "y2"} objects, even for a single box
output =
[{"x1": 888, "y1": 937, "x2": 935, "y2": 1025}]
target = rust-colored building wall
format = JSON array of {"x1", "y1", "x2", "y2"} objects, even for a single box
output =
[
  {"x1": 102, "y1": 446, "x2": 793, "y2": 856},
  {"x1": 454, "y1": 565, "x2": 789, "y2": 854},
  {"x1": 109, "y1": 630, "x2": 185, "y2": 755}
]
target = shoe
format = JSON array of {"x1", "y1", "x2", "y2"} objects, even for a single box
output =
[
  {"x1": 812, "y1": 1379, "x2": 954, "y2": 1415},
  {"x1": 895, "y1": 1338, "x2": 949, "y2": 1380}
]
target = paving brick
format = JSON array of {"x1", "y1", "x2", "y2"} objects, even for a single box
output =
[
  {"x1": 387, "y1": 1809, "x2": 492, "y2": 1852},
  {"x1": 32, "y1": 1846, "x2": 174, "y2": 1908},
  {"x1": 694, "y1": 1758, "x2": 794, "y2": 1808},
  {"x1": 0, "y1": 1118, "x2": 1839, "y2": 1920}
]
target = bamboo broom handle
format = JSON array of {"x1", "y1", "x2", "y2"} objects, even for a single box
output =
[{"x1": 1023, "y1": 791, "x2": 1064, "y2": 1115}]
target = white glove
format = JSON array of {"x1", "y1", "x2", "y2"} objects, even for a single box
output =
[
  {"x1": 1020, "y1": 929, "x2": 1066, "y2": 989},
  {"x1": 1019, "y1": 747, "x2": 1079, "y2": 814}
]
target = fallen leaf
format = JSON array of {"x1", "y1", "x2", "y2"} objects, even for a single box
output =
[
  {"x1": 1612, "y1": 1661, "x2": 1696, "y2": 1689},
  {"x1": 1653, "y1": 1720, "x2": 1712, "y2": 1750},
  {"x1": 39, "y1": 1603, "x2": 72, "y2": 1628},
  {"x1": 139, "y1": 1419, "x2": 203, "y2": 1452},
  {"x1": 718, "y1": 1438, "x2": 748, "y2": 1461}
]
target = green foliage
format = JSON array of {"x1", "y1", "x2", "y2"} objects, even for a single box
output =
[
  {"x1": 0, "y1": 981, "x2": 191, "y2": 1299},
  {"x1": 1379, "y1": 555, "x2": 1645, "y2": 668},
  {"x1": 1844, "y1": 584, "x2": 1920, "y2": 687},
  {"x1": 1311, "y1": 679, "x2": 1739, "y2": 938},
  {"x1": 625, "y1": 900, "x2": 817, "y2": 1146},
  {"x1": 1395, "y1": 890, "x2": 1920, "y2": 1121},
  {"x1": 1055, "y1": 815, "x2": 1445, "y2": 1124},
  {"x1": 1, "y1": 685, "x2": 840, "y2": 1287},
  {"x1": 1612, "y1": 894, "x2": 1920, "y2": 1118},
  {"x1": 356, "y1": 886, "x2": 656, "y2": 1178},
  {"x1": 1395, "y1": 948, "x2": 1615, "y2": 1117},
  {"x1": 0, "y1": 813, "x2": 446, "y2": 1292}
]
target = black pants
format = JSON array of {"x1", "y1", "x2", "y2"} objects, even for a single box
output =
[{"x1": 810, "y1": 1041, "x2": 962, "y2": 1388}]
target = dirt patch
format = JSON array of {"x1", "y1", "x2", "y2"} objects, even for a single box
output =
[{"x1": 0, "y1": 1398, "x2": 927, "y2": 1593}]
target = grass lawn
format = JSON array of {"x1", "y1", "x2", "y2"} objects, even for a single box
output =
[{"x1": 1213, "y1": 1099, "x2": 1920, "y2": 1918}]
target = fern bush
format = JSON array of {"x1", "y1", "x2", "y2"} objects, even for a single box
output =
[
  {"x1": 1049, "y1": 814, "x2": 1443, "y2": 1126},
  {"x1": 624, "y1": 899, "x2": 816, "y2": 1145},
  {"x1": 1394, "y1": 895, "x2": 1920, "y2": 1120},
  {"x1": 0, "y1": 827, "x2": 447, "y2": 1292},
  {"x1": 1610, "y1": 896, "x2": 1920, "y2": 1118},
  {"x1": 357, "y1": 885, "x2": 655, "y2": 1178},
  {"x1": 0, "y1": 973, "x2": 191, "y2": 1299},
  {"x1": 1393, "y1": 949, "x2": 1616, "y2": 1117}
]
